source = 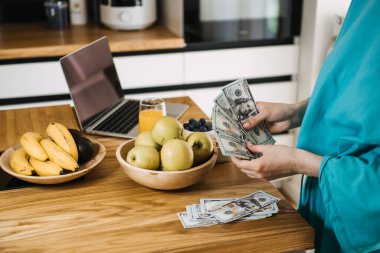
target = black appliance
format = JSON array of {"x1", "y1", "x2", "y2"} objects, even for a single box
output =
[
  {"x1": 0, "y1": 0, "x2": 46, "y2": 23},
  {"x1": 0, "y1": 0, "x2": 100, "y2": 24},
  {"x1": 184, "y1": 0, "x2": 303, "y2": 46}
]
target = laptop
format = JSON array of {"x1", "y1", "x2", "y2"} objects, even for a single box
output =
[{"x1": 59, "y1": 37, "x2": 188, "y2": 138}]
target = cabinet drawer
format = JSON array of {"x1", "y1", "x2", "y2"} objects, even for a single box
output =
[
  {"x1": 124, "y1": 90, "x2": 185, "y2": 100},
  {"x1": 0, "y1": 62, "x2": 68, "y2": 99},
  {"x1": 0, "y1": 53, "x2": 184, "y2": 100},
  {"x1": 114, "y1": 53, "x2": 184, "y2": 89},
  {"x1": 184, "y1": 45, "x2": 299, "y2": 84},
  {"x1": 249, "y1": 81, "x2": 297, "y2": 104}
]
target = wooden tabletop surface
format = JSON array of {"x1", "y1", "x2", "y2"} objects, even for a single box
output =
[
  {"x1": 0, "y1": 97, "x2": 314, "y2": 252},
  {"x1": 0, "y1": 23, "x2": 185, "y2": 60}
]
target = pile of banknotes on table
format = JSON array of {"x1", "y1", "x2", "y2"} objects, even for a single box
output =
[
  {"x1": 178, "y1": 190, "x2": 280, "y2": 228},
  {"x1": 212, "y1": 78, "x2": 275, "y2": 159}
]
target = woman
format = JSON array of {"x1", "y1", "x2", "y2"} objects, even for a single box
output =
[{"x1": 231, "y1": 1, "x2": 380, "y2": 252}]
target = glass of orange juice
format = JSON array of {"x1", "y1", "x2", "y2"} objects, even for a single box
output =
[{"x1": 138, "y1": 98, "x2": 166, "y2": 133}]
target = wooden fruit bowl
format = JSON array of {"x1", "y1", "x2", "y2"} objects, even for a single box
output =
[
  {"x1": 116, "y1": 139, "x2": 218, "y2": 190},
  {"x1": 0, "y1": 139, "x2": 106, "y2": 185}
]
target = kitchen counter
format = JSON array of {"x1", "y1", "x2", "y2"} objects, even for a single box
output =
[
  {"x1": 0, "y1": 23, "x2": 185, "y2": 61},
  {"x1": 0, "y1": 97, "x2": 314, "y2": 252}
]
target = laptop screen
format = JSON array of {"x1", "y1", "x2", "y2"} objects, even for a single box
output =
[{"x1": 60, "y1": 37, "x2": 124, "y2": 129}]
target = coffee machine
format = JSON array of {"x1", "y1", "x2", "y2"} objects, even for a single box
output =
[{"x1": 100, "y1": 0, "x2": 156, "y2": 30}]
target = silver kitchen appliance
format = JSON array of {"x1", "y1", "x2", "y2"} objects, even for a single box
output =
[{"x1": 100, "y1": 0, "x2": 156, "y2": 30}]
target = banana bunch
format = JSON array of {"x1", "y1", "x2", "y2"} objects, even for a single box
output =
[{"x1": 10, "y1": 123, "x2": 80, "y2": 177}]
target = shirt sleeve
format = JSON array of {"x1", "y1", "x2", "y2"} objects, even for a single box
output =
[{"x1": 319, "y1": 146, "x2": 380, "y2": 253}]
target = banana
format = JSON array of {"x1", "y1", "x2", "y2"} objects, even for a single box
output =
[
  {"x1": 40, "y1": 139, "x2": 79, "y2": 172},
  {"x1": 9, "y1": 148, "x2": 35, "y2": 176},
  {"x1": 46, "y1": 123, "x2": 78, "y2": 161},
  {"x1": 20, "y1": 132, "x2": 49, "y2": 161},
  {"x1": 29, "y1": 157, "x2": 63, "y2": 176}
]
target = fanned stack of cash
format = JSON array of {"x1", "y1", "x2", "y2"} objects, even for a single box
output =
[
  {"x1": 212, "y1": 78, "x2": 275, "y2": 159},
  {"x1": 177, "y1": 190, "x2": 280, "y2": 229}
]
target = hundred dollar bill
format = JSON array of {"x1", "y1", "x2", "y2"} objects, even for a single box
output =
[
  {"x1": 212, "y1": 105, "x2": 248, "y2": 141},
  {"x1": 200, "y1": 198, "x2": 276, "y2": 222},
  {"x1": 254, "y1": 202, "x2": 279, "y2": 215},
  {"x1": 186, "y1": 205, "x2": 197, "y2": 221},
  {"x1": 214, "y1": 128, "x2": 261, "y2": 159},
  {"x1": 222, "y1": 79, "x2": 275, "y2": 145},
  {"x1": 212, "y1": 104, "x2": 261, "y2": 158},
  {"x1": 177, "y1": 212, "x2": 219, "y2": 229},
  {"x1": 187, "y1": 204, "x2": 218, "y2": 221},
  {"x1": 213, "y1": 131, "x2": 253, "y2": 159},
  {"x1": 214, "y1": 93, "x2": 257, "y2": 145},
  {"x1": 213, "y1": 92, "x2": 239, "y2": 122},
  {"x1": 210, "y1": 191, "x2": 280, "y2": 223},
  {"x1": 226, "y1": 191, "x2": 280, "y2": 213},
  {"x1": 208, "y1": 202, "x2": 251, "y2": 223},
  {"x1": 200, "y1": 198, "x2": 236, "y2": 214},
  {"x1": 215, "y1": 128, "x2": 245, "y2": 145},
  {"x1": 241, "y1": 203, "x2": 279, "y2": 221}
]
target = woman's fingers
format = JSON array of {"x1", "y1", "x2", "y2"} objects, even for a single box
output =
[
  {"x1": 231, "y1": 157, "x2": 254, "y2": 170},
  {"x1": 232, "y1": 158, "x2": 270, "y2": 180},
  {"x1": 246, "y1": 143, "x2": 267, "y2": 154},
  {"x1": 242, "y1": 109, "x2": 270, "y2": 129}
]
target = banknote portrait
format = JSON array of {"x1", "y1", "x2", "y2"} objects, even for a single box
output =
[{"x1": 232, "y1": 97, "x2": 257, "y2": 121}]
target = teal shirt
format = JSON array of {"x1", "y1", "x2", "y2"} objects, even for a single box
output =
[{"x1": 297, "y1": 1, "x2": 380, "y2": 252}]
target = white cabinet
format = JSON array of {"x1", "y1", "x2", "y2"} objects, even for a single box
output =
[
  {"x1": 0, "y1": 61, "x2": 68, "y2": 99},
  {"x1": 184, "y1": 45, "x2": 299, "y2": 84},
  {"x1": 183, "y1": 86, "x2": 221, "y2": 117},
  {"x1": 182, "y1": 45, "x2": 299, "y2": 120},
  {"x1": 124, "y1": 90, "x2": 185, "y2": 100},
  {"x1": 250, "y1": 81, "x2": 297, "y2": 103},
  {"x1": 114, "y1": 53, "x2": 184, "y2": 89}
]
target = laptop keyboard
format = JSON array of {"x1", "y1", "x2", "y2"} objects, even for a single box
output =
[{"x1": 93, "y1": 100, "x2": 140, "y2": 134}]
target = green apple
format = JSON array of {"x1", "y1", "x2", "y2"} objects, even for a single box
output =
[
  {"x1": 186, "y1": 132, "x2": 214, "y2": 166},
  {"x1": 151, "y1": 116, "x2": 183, "y2": 146},
  {"x1": 126, "y1": 145, "x2": 160, "y2": 170},
  {"x1": 160, "y1": 139, "x2": 193, "y2": 171},
  {"x1": 135, "y1": 131, "x2": 161, "y2": 150}
]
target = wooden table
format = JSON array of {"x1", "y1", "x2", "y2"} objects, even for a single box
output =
[{"x1": 0, "y1": 97, "x2": 314, "y2": 252}]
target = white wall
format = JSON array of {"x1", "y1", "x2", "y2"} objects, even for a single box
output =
[{"x1": 297, "y1": 0, "x2": 351, "y2": 100}]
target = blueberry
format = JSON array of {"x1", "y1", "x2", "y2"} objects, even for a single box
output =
[
  {"x1": 189, "y1": 118, "x2": 196, "y2": 125},
  {"x1": 199, "y1": 126, "x2": 206, "y2": 132},
  {"x1": 206, "y1": 121, "x2": 213, "y2": 130},
  {"x1": 183, "y1": 123, "x2": 190, "y2": 130},
  {"x1": 199, "y1": 118, "x2": 206, "y2": 125},
  {"x1": 188, "y1": 125, "x2": 194, "y2": 131},
  {"x1": 194, "y1": 121, "x2": 201, "y2": 128}
]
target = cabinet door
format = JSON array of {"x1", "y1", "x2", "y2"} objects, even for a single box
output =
[
  {"x1": 114, "y1": 53, "x2": 184, "y2": 89},
  {"x1": 124, "y1": 90, "x2": 185, "y2": 100},
  {"x1": 184, "y1": 45, "x2": 299, "y2": 84},
  {"x1": 0, "y1": 62, "x2": 68, "y2": 99},
  {"x1": 0, "y1": 53, "x2": 185, "y2": 100}
]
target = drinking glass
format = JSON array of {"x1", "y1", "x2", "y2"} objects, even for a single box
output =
[{"x1": 138, "y1": 98, "x2": 166, "y2": 133}]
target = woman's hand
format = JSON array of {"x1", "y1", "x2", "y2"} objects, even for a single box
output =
[
  {"x1": 242, "y1": 100, "x2": 309, "y2": 134},
  {"x1": 231, "y1": 143, "x2": 322, "y2": 181}
]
